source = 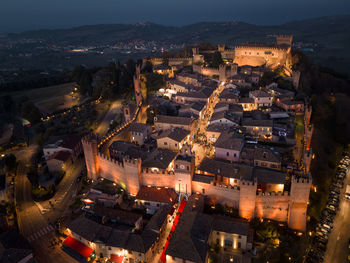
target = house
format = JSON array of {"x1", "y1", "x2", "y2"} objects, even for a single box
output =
[
  {"x1": 238, "y1": 97, "x2": 256, "y2": 111},
  {"x1": 210, "y1": 217, "x2": 253, "y2": 251},
  {"x1": 276, "y1": 98, "x2": 305, "y2": 113},
  {"x1": 174, "y1": 87, "x2": 213, "y2": 104},
  {"x1": 65, "y1": 205, "x2": 172, "y2": 263},
  {"x1": 81, "y1": 188, "x2": 123, "y2": 208},
  {"x1": 142, "y1": 148, "x2": 177, "y2": 172},
  {"x1": 214, "y1": 132, "x2": 244, "y2": 161},
  {"x1": 218, "y1": 89, "x2": 239, "y2": 103},
  {"x1": 154, "y1": 115, "x2": 195, "y2": 132},
  {"x1": 209, "y1": 111, "x2": 239, "y2": 126},
  {"x1": 249, "y1": 90, "x2": 273, "y2": 108},
  {"x1": 43, "y1": 134, "x2": 82, "y2": 161},
  {"x1": 178, "y1": 101, "x2": 206, "y2": 119},
  {"x1": 129, "y1": 123, "x2": 151, "y2": 145},
  {"x1": 109, "y1": 140, "x2": 149, "y2": 161},
  {"x1": 135, "y1": 186, "x2": 177, "y2": 214},
  {"x1": 156, "y1": 128, "x2": 190, "y2": 151},
  {"x1": 240, "y1": 146, "x2": 281, "y2": 170},
  {"x1": 205, "y1": 124, "x2": 231, "y2": 143},
  {"x1": 92, "y1": 205, "x2": 143, "y2": 231},
  {"x1": 242, "y1": 118, "x2": 273, "y2": 140},
  {"x1": 228, "y1": 74, "x2": 250, "y2": 87},
  {"x1": 46, "y1": 150, "x2": 71, "y2": 173},
  {"x1": 167, "y1": 79, "x2": 195, "y2": 94},
  {"x1": 176, "y1": 72, "x2": 203, "y2": 86}
]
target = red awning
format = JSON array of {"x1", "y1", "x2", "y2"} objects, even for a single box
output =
[
  {"x1": 63, "y1": 236, "x2": 93, "y2": 258},
  {"x1": 110, "y1": 255, "x2": 124, "y2": 263}
]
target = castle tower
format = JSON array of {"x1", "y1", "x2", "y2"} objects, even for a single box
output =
[
  {"x1": 174, "y1": 143, "x2": 194, "y2": 195},
  {"x1": 123, "y1": 157, "x2": 142, "y2": 196},
  {"x1": 239, "y1": 178, "x2": 257, "y2": 220},
  {"x1": 276, "y1": 35, "x2": 293, "y2": 47},
  {"x1": 133, "y1": 64, "x2": 143, "y2": 105},
  {"x1": 192, "y1": 47, "x2": 199, "y2": 55},
  {"x1": 217, "y1": 44, "x2": 226, "y2": 52},
  {"x1": 82, "y1": 136, "x2": 99, "y2": 181},
  {"x1": 288, "y1": 175, "x2": 312, "y2": 231},
  {"x1": 219, "y1": 65, "x2": 227, "y2": 82}
]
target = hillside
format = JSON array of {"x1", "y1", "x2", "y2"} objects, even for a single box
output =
[{"x1": 1, "y1": 15, "x2": 350, "y2": 74}]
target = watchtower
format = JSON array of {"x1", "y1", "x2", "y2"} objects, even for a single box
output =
[
  {"x1": 82, "y1": 136, "x2": 99, "y2": 181},
  {"x1": 276, "y1": 35, "x2": 293, "y2": 47},
  {"x1": 288, "y1": 175, "x2": 312, "y2": 231},
  {"x1": 239, "y1": 177, "x2": 257, "y2": 220}
]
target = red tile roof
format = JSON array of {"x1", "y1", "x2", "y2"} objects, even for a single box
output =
[{"x1": 136, "y1": 186, "x2": 177, "y2": 204}]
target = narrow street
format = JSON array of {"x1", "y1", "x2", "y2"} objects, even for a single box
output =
[
  {"x1": 193, "y1": 83, "x2": 225, "y2": 165},
  {"x1": 95, "y1": 100, "x2": 123, "y2": 136},
  {"x1": 324, "y1": 169, "x2": 350, "y2": 263}
]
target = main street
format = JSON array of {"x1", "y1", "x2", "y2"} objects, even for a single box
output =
[
  {"x1": 324, "y1": 169, "x2": 350, "y2": 263},
  {"x1": 193, "y1": 82, "x2": 225, "y2": 165}
]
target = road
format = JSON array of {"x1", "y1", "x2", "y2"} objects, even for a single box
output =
[
  {"x1": 95, "y1": 100, "x2": 122, "y2": 136},
  {"x1": 324, "y1": 169, "x2": 350, "y2": 263},
  {"x1": 193, "y1": 83, "x2": 225, "y2": 165},
  {"x1": 14, "y1": 145, "x2": 81, "y2": 262}
]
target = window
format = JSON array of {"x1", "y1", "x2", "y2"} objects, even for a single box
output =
[
  {"x1": 175, "y1": 143, "x2": 177, "y2": 147},
  {"x1": 144, "y1": 202, "x2": 150, "y2": 206},
  {"x1": 187, "y1": 166, "x2": 189, "y2": 171},
  {"x1": 202, "y1": 188, "x2": 205, "y2": 194},
  {"x1": 157, "y1": 204, "x2": 160, "y2": 207},
  {"x1": 238, "y1": 242, "x2": 241, "y2": 249},
  {"x1": 234, "y1": 153, "x2": 237, "y2": 157},
  {"x1": 175, "y1": 164, "x2": 178, "y2": 169},
  {"x1": 226, "y1": 152, "x2": 229, "y2": 156},
  {"x1": 164, "y1": 142, "x2": 167, "y2": 145},
  {"x1": 108, "y1": 247, "x2": 111, "y2": 250},
  {"x1": 238, "y1": 235, "x2": 241, "y2": 239},
  {"x1": 125, "y1": 109, "x2": 129, "y2": 115}
]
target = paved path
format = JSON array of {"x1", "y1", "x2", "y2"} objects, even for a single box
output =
[{"x1": 95, "y1": 100, "x2": 122, "y2": 136}]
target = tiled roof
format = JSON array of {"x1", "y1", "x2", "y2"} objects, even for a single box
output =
[
  {"x1": 254, "y1": 167, "x2": 286, "y2": 184},
  {"x1": 214, "y1": 132, "x2": 244, "y2": 151},
  {"x1": 192, "y1": 174, "x2": 214, "y2": 184},
  {"x1": 142, "y1": 148, "x2": 177, "y2": 169},
  {"x1": 129, "y1": 123, "x2": 149, "y2": 133},
  {"x1": 156, "y1": 128, "x2": 189, "y2": 142},
  {"x1": 254, "y1": 147, "x2": 281, "y2": 163},
  {"x1": 135, "y1": 186, "x2": 177, "y2": 204},
  {"x1": 212, "y1": 216, "x2": 250, "y2": 236},
  {"x1": 93, "y1": 205, "x2": 142, "y2": 226},
  {"x1": 249, "y1": 90, "x2": 271, "y2": 98},
  {"x1": 155, "y1": 115, "x2": 193, "y2": 126}
]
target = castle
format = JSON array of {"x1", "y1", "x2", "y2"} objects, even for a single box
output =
[{"x1": 144, "y1": 35, "x2": 294, "y2": 81}]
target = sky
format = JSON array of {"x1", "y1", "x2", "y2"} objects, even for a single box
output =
[{"x1": 0, "y1": 0, "x2": 349, "y2": 33}]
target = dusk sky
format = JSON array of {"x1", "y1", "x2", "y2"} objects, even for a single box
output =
[{"x1": 1, "y1": 0, "x2": 349, "y2": 32}]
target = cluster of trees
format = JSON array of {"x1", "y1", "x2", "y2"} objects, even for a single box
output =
[
  {"x1": 72, "y1": 59, "x2": 141, "y2": 101},
  {"x1": 0, "y1": 95, "x2": 41, "y2": 124}
]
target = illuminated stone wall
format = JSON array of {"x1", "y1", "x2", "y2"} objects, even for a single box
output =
[{"x1": 255, "y1": 191, "x2": 290, "y2": 222}]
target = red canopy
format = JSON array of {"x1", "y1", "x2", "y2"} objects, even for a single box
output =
[
  {"x1": 110, "y1": 255, "x2": 124, "y2": 263},
  {"x1": 63, "y1": 236, "x2": 93, "y2": 258}
]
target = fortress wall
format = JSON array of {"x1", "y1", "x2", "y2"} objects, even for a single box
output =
[
  {"x1": 192, "y1": 182, "x2": 240, "y2": 208},
  {"x1": 141, "y1": 170, "x2": 175, "y2": 189},
  {"x1": 97, "y1": 153, "x2": 126, "y2": 185},
  {"x1": 255, "y1": 192, "x2": 290, "y2": 222}
]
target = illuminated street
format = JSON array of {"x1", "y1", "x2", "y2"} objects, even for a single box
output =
[{"x1": 95, "y1": 100, "x2": 123, "y2": 136}]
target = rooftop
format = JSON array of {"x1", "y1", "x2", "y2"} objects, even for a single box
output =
[
  {"x1": 212, "y1": 216, "x2": 250, "y2": 236},
  {"x1": 135, "y1": 186, "x2": 177, "y2": 204},
  {"x1": 214, "y1": 132, "x2": 244, "y2": 151},
  {"x1": 129, "y1": 123, "x2": 150, "y2": 133},
  {"x1": 93, "y1": 205, "x2": 142, "y2": 226},
  {"x1": 250, "y1": 90, "x2": 272, "y2": 98},
  {"x1": 156, "y1": 128, "x2": 189, "y2": 142},
  {"x1": 142, "y1": 148, "x2": 177, "y2": 169},
  {"x1": 155, "y1": 115, "x2": 193, "y2": 126}
]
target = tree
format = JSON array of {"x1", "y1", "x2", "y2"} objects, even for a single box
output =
[
  {"x1": 210, "y1": 51, "x2": 223, "y2": 68},
  {"x1": 101, "y1": 87, "x2": 113, "y2": 100}
]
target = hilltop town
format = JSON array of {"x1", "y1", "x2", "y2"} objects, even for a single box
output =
[{"x1": 68, "y1": 35, "x2": 314, "y2": 262}]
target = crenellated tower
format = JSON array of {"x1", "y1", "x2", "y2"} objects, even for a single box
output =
[
  {"x1": 81, "y1": 135, "x2": 99, "y2": 180},
  {"x1": 239, "y1": 177, "x2": 258, "y2": 220},
  {"x1": 174, "y1": 143, "x2": 194, "y2": 195},
  {"x1": 288, "y1": 174, "x2": 312, "y2": 231}
]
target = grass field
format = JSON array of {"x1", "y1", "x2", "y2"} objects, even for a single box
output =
[{"x1": 4, "y1": 82, "x2": 81, "y2": 114}]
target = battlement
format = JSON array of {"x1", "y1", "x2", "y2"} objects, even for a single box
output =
[
  {"x1": 81, "y1": 133, "x2": 98, "y2": 145},
  {"x1": 141, "y1": 168, "x2": 174, "y2": 175},
  {"x1": 97, "y1": 152, "x2": 124, "y2": 166},
  {"x1": 291, "y1": 175, "x2": 312, "y2": 185},
  {"x1": 257, "y1": 190, "x2": 289, "y2": 197},
  {"x1": 235, "y1": 45, "x2": 288, "y2": 51},
  {"x1": 240, "y1": 177, "x2": 257, "y2": 186},
  {"x1": 211, "y1": 182, "x2": 240, "y2": 191}
]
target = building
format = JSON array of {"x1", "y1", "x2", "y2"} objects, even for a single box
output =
[
  {"x1": 242, "y1": 118, "x2": 273, "y2": 140},
  {"x1": 276, "y1": 98, "x2": 305, "y2": 113},
  {"x1": 209, "y1": 111, "x2": 239, "y2": 126},
  {"x1": 43, "y1": 134, "x2": 82, "y2": 161},
  {"x1": 249, "y1": 90, "x2": 273, "y2": 108},
  {"x1": 238, "y1": 97, "x2": 256, "y2": 111},
  {"x1": 46, "y1": 150, "x2": 71, "y2": 173},
  {"x1": 129, "y1": 123, "x2": 151, "y2": 146},
  {"x1": 154, "y1": 115, "x2": 195, "y2": 132},
  {"x1": 156, "y1": 128, "x2": 190, "y2": 151},
  {"x1": 214, "y1": 132, "x2": 244, "y2": 162},
  {"x1": 135, "y1": 186, "x2": 177, "y2": 214}
]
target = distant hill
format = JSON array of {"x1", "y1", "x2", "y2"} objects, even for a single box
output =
[{"x1": 3, "y1": 14, "x2": 350, "y2": 74}]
